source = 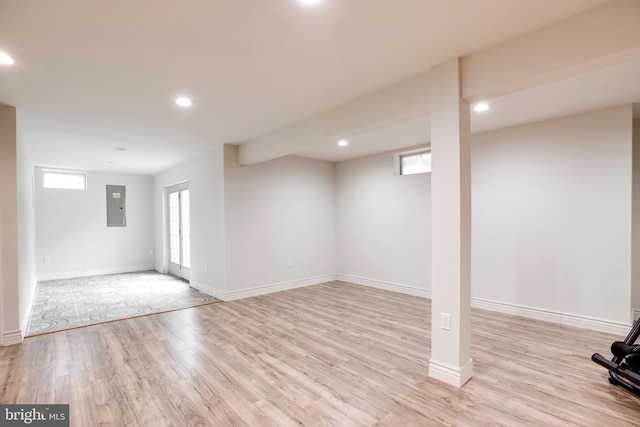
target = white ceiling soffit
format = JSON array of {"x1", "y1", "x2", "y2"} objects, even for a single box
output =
[
  {"x1": 471, "y1": 58, "x2": 640, "y2": 135},
  {"x1": 297, "y1": 116, "x2": 430, "y2": 163},
  {"x1": 298, "y1": 57, "x2": 640, "y2": 163},
  {"x1": 247, "y1": 0, "x2": 640, "y2": 164},
  {"x1": 0, "y1": 0, "x2": 613, "y2": 174},
  {"x1": 239, "y1": 73, "x2": 431, "y2": 164}
]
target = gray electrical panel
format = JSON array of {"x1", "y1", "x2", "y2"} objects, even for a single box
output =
[{"x1": 106, "y1": 185, "x2": 126, "y2": 227}]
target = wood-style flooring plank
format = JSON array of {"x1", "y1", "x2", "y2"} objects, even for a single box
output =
[{"x1": 1, "y1": 281, "x2": 639, "y2": 426}]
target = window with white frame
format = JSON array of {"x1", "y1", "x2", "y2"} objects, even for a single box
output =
[
  {"x1": 399, "y1": 150, "x2": 431, "y2": 175},
  {"x1": 42, "y1": 169, "x2": 87, "y2": 190}
]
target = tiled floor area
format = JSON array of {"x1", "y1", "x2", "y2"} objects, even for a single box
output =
[{"x1": 27, "y1": 271, "x2": 220, "y2": 336}]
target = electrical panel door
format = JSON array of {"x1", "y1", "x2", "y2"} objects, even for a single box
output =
[{"x1": 106, "y1": 185, "x2": 126, "y2": 227}]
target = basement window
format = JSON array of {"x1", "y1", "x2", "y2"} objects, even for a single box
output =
[
  {"x1": 42, "y1": 169, "x2": 87, "y2": 190},
  {"x1": 399, "y1": 150, "x2": 431, "y2": 175}
]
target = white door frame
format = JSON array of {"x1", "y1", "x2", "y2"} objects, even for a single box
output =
[{"x1": 166, "y1": 181, "x2": 190, "y2": 281}]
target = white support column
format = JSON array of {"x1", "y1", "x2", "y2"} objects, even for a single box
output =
[
  {"x1": 428, "y1": 58, "x2": 472, "y2": 387},
  {"x1": 0, "y1": 104, "x2": 20, "y2": 346}
]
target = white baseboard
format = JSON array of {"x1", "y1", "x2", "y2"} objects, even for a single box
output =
[
  {"x1": 560, "y1": 312, "x2": 630, "y2": 336},
  {"x1": 471, "y1": 297, "x2": 630, "y2": 336},
  {"x1": 2, "y1": 330, "x2": 23, "y2": 346},
  {"x1": 223, "y1": 274, "x2": 337, "y2": 301},
  {"x1": 33, "y1": 264, "x2": 631, "y2": 336},
  {"x1": 38, "y1": 264, "x2": 156, "y2": 282},
  {"x1": 428, "y1": 358, "x2": 473, "y2": 388},
  {"x1": 471, "y1": 297, "x2": 560, "y2": 323},
  {"x1": 633, "y1": 309, "x2": 640, "y2": 322},
  {"x1": 336, "y1": 275, "x2": 629, "y2": 335},
  {"x1": 336, "y1": 274, "x2": 431, "y2": 299},
  {"x1": 190, "y1": 280, "x2": 226, "y2": 301}
]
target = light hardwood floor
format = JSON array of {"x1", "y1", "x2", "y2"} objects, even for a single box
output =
[{"x1": 1, "y1": 281, "x2": 638, "y2": 426}]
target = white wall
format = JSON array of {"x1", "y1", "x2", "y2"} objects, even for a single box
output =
[
  {"x1": 334, "y1": 106, "x2": 633, "y2": 331},
  {"x1": 224, "y1": 146, "x2": 336, "y2": 298},
  {"x1": 632, "y1": 118, "x2": 640, "y2": 317},
  {"x1": 16, "y1": 116, "x2": 38, "y2": 334},
  {"x1": 154, "y1": 147, "x2": 226, "y2": 298},
  {"x1": 335, "y1": 150, "x2": 431, "y2": 297},
  {"x1": 472, "y1": 105, "x2": 633, "y2": 325},
  {"x1": 0, "y1": 105, "x2": 19, "y2": 345},
  {"x1": 35, "y1": 169, "x2": 155, "y2": 280}
]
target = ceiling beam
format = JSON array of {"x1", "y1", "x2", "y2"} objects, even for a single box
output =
[
  {"x1": 462, "y1": 0, "x2": 640, "y2": 103},
  {"x1": 238, "y1": 74, "x2": 430, "y2": 165}
]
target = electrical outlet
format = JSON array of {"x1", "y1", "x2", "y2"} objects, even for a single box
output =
[
  {"x1": 148, "y1": 249, "x2": 153, "y2": 255},
  {"x1": 288, "y1": 259, "x2": 293, "y2": 268},
  {"x1": 441, "y1": 313, "x2": 451, "y2": 331},
  {"x1": 204, "y1": 263, "x2": 208, "y2": 272},
  {"x1": 44, "y1": 256, "x2": 51, "y2": 263}
]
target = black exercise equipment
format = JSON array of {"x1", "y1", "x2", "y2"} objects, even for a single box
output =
[{"x1": 592, "y1": 317, "x2": 640, "y2": 396}]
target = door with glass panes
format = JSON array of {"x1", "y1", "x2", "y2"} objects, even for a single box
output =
[{"x1": 167, "y1": 183, "x2": 190, "y2": 280}]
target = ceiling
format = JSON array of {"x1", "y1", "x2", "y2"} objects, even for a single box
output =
[
  {"x1": 299, "y1": 57, "x2": 640, "y2": 162},
  {"x1": 0, "y1": 0, "x2": 628, "y2": 175}
]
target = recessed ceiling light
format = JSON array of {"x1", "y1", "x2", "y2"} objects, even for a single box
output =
[
  {"x1": 175, "y1": 96, "x2": 193, "y2": 107},
  {"x1": 116, "y1": 147, "x2": 126, "y2": 151},
  {"x1": 0, "y1": 52, "x2": 15, "y2": 65},
  {"x1": 473, "y1": 102, "x2": 490, "y2": 113},
  {"x1": 300, "y1": 0, "x2": 322, "y2": 5},
  {"x1": 338, "y1": 140, "x2": 349, "y2": 147}
]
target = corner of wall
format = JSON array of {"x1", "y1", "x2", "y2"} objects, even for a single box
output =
[
  {"x1": 0, "y1": 289, "x2": 3, "y2": 346},
  {"x1": 17, "y1": 122, "x2": 38, "y2": 336},
  {"x1": 632, "y1": 118, "x2": 640, "y2": 314},
  {"x1": 0, "y1": 105, "x2": 20, "y2": 346},
  {"x1": 223, "y1": 144, "x2": 240, "y2": 171},
  {"x1": 155, "y1": 148, "x2": 227, "y2": 297},
  {"x1": 189, "y1": 280, "x2": 226, "y2": 301}
]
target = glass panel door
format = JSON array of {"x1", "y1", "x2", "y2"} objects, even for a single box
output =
[
  {"x1": 180, "y1": 189, "x2": 190, "y2": 269},
  {"x1": 167, "y1": 183, "x2": 190, "y2": 280}
]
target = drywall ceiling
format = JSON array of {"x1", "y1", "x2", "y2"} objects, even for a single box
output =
[{"x1": 0, "y1": 0, "x2": 614, "y2": 174}]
